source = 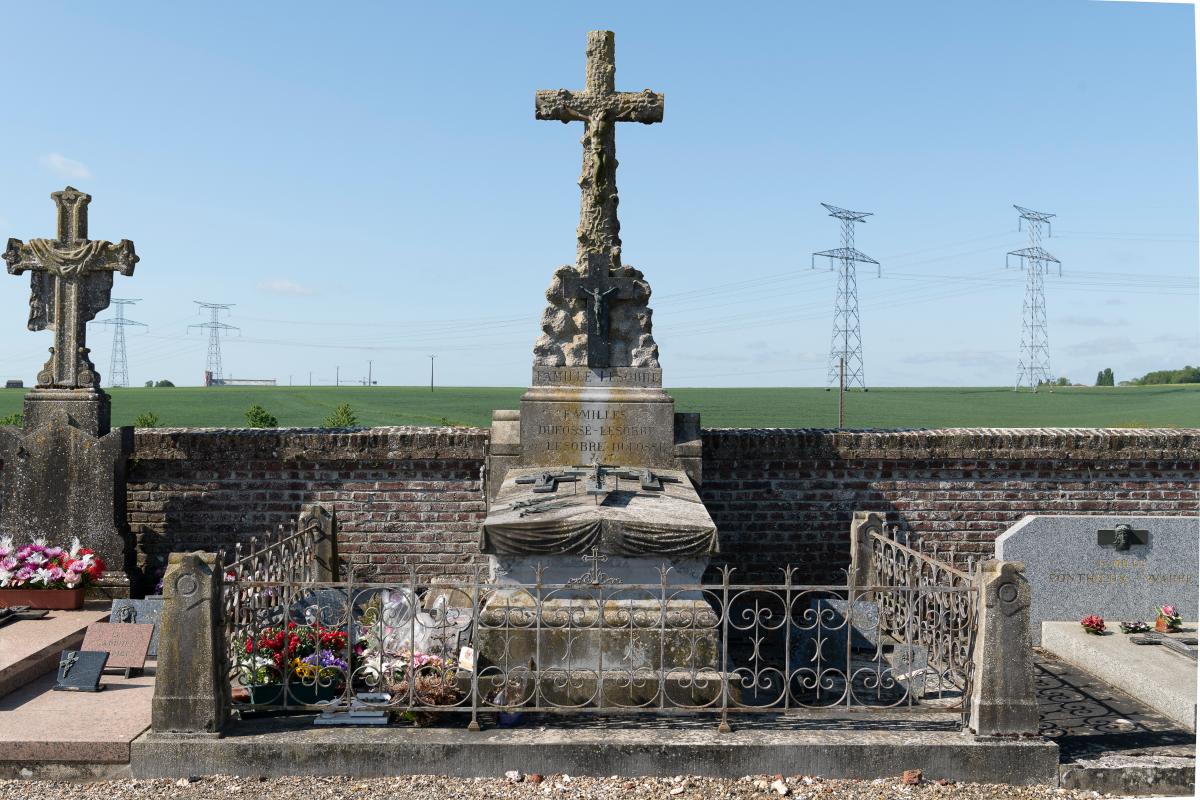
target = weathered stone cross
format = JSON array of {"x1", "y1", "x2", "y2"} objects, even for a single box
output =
[
  {"x1": 537, "y1": 30, "x2": 663, "y2": 368},
  {"x1": 4, "y1": 187, "x2": 138, "y2": 389}
]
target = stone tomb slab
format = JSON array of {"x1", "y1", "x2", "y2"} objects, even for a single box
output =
[
  {"x1": 995, "y1": 515, "x2": 1198, "y2": 645},
  {"x1": 82, "y1": 622, "x2": 154, "y2": 672},
  {"x1": 1042, "y1": 620, "x2": 1198, "y2": 732},
  {"x1": 480, "y1": 466, "x2": 716, "y2": 558}
]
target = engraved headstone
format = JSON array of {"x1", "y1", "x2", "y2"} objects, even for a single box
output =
[
  {"x1": 53, "y1": 649, "x2": 108, "y2": 692},
  {"x1": 995, "y1": 515, "x2": 1199, "y2": 645},
  {"x1": 0, "y1": 188, "x2": 139, "y2": 592},
  {"x1": 110, "y1": 597, "x2": 164, "y2": 657},
  {"x1": 82, "y1": 622, "x2": 154, "y2": 675}
]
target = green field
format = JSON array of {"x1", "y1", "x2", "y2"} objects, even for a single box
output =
[{"x1": 2, "y1": 385, "x2": 1197, "y2": 429}]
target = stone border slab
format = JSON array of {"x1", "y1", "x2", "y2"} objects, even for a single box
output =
[
  {"x1": 1042, "y1": 621, "x2": 1197, "y2": 731},
  {"x1": 0, "y1": 608, "x2": 110, "y2": 699},
  {"x1": 131, "y1": 725, "x2": 1060, "y2": 786}
]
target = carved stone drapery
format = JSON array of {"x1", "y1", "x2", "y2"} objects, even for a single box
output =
[{"x1": 4, "y1": 187, "x2": 138, "y2": 388}]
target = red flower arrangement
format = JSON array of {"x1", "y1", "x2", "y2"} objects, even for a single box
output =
[{"x1": 1080, "y1": 615, "x2": 1106, "y2": 635}]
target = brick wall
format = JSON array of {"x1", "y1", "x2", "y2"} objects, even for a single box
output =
[{"x1": 69, "y1": 426, "x2": 1200, "y2": 587}]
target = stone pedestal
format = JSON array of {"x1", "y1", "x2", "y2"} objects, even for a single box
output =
[
  {"x1": 0, "y1": 390, "x2": 133, "y2": 596},
  {"x1": 150, "y1": 552, "x2": 228, "y2": 736}
]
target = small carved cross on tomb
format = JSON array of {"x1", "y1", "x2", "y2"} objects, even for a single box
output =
[
  {"x1": 537, "y1": 31, "x2": 663, "y2": 368},
  {"x1": 59, "y1": 650, "x2": 78, "y2": 678},
  {"x1": 4, "y1": 187, "x2": 139, "y2": 388}
]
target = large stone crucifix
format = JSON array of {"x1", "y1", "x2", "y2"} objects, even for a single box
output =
[
  {"x1": 537, "y1": 30, "x2": 663, "y2": 368},
  {"x1": 4, "y1": 187, "x2": 138, "y2": 389}
]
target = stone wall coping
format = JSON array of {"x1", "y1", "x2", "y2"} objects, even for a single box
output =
[{"x1": 120, "y1": 425, "x2": 1200, "y2": 463}]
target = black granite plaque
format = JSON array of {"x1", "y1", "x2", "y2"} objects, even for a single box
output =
[
  {"x1": 110, "y1": 597, "x2": 164, "y2": 657},
  {"x1": 53, "y1": 650, "x2": 108, "y2": 692}
]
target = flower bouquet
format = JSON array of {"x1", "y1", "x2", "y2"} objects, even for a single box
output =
[
  {"x1": 1155, "y1": 604, "x2": 1183, "y2": 633},
  {"x1": 1080, "y1": 615, "x2": 1106, "y2": 635},
  {"x1": 0, "y1": 536, "x2": 106, "y2": 609},
  {"x1": 237, "y1": 622, "x2": 353, "y2": 705},
  {"x1": 1119, "y1": 620, "x2": 1150, "y2": 634},
  {"x1": 379, "y1": 649, "x2": 464, "y2": 726}
]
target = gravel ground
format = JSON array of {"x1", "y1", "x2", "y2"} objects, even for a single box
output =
[{"x1": 0, "y1": 775, "x2": 1120, "y2": 800}]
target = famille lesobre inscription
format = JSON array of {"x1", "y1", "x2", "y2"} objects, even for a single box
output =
[
  {"x1": 1048, "y1": 557, "x2": 1195, "y2": 586},
  {"x1": 538, "y1": 407, "x2": 666, "y2": 455},
  {"x1": 533, "y1": 367, "x2": 660, "y2": 387}
]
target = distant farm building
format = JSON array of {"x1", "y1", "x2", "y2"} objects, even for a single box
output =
[{"x1": 204, "y1": 371, "x2": 276, "y2": 387}]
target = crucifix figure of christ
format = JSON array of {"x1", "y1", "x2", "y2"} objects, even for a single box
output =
[
  {"x1": 4, "y1": 187, "x2": 139, "y2": 389},
  {"x1": 537, "y1": 31, "x2": 663, "y2": 368}
]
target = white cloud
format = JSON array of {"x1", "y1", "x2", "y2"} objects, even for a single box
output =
[
  {"x1": 39, "y1": 153, "x2": 91, "y2": 180},
  {"x1": 257, "y1": 279, "x2": 313, "y2": 296}
]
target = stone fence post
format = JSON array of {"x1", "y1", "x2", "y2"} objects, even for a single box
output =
[
  {"x1": 300, "y1": 503, "x2": 339, "y2": 581},
  {"x1": 150, "y1": 551, "x2": 227, "y2": 736},
  {"x1": 849, "y1": 510, "x2": 886, "y2": 587},
  {"x1": 968, "y1": 559, "x2": 1040, "y2": 737}
]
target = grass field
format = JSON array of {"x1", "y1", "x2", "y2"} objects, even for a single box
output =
[{"x1": 1, "y1": 385, "x2": 1197, "y2": 429}]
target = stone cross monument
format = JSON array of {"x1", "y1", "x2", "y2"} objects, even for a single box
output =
[
  {"x1": 1, "y1": 188, "x2": 140, "y2": 595},
  {"x1": 478, "y1": 34, "x2": 717, "y2": 689}
]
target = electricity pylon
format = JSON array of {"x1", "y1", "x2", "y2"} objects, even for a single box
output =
[
  {"x1": 812, "y1": 203, "x2": 880, "y2": 390},
  {"x1": 1007, "y1": 206, "x2": 1061, "y2": 392},
  {"x1": 189, "y1": 302, "x2": 239, "y2": 383},
  {"x1": 95, "y1": 298, "x2": 146, "y2": 387}
]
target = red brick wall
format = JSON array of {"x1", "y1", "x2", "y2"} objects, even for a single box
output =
[{"x1": 110, "y1": 427, "x2": 1200, "y2": 587}]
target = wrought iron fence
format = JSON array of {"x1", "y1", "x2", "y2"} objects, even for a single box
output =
[
  {"x1": 222, "y1": 548, "x2": 978, "y2": 731},
  {"x1": 220, "y1": 507, "x2": 333, "y2": 666},
  {"x1": 866, "y1": 525, "x2": 977, "y2": 702}
]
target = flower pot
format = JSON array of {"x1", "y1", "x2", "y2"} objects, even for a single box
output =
[
  {"x1": 1155, "y1": 615, "x2": 1170, "y2": 633},
  {"x1": 246, "y1": 681, "x2": 342, "y2": 706},
  {"x1": 0, "y1": 588, "x2": 84, "y2": 610}
]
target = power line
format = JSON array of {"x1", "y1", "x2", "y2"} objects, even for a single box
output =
[
  {"x1": 188, "y1": 302, "x2": 240, "y2": 383},
  {"x1": 94, "y1": 298, "x2": 146, "y2": 387},
  {"x1": 812, "y1": 203, "x2": 880, "y2": 390},
  {"x1": 1007, "y1": 206, "x2": 1061, "y2": 392}
]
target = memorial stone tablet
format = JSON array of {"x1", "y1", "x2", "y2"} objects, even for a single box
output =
[
  {"x1": 110, "y1": 597, "x2": 164, "y2": 657},
  {"x1": 53, "y1": 650, "x2": 108, "y2": 692},
  {"x1": 81, "y1": 622, "x2": 154, "y2": 675},
  {"x1": 995, "y1": 515, "x2": 1198, "y2": 645}
]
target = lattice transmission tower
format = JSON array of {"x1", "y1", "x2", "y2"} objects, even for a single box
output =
[
  {"x1": 95, "y1": 298, "x2": 146, "y2": 388},
  {"x1": 812, "y1": 203, "x2": 880, "y2": 390},
  {"x1": 1007, "y1": 206, "x2": 1061, "y2": 393},
  {"x1": 189, "y1": 302, "x2": 239, "y2": 383}
]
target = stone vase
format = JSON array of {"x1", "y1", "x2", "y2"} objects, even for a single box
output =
[{"x1": 0, "y1": 587, "x2": 84, "y2": 610}]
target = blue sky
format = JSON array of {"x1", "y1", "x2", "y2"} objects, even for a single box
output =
[{"x1": 1, "y1": 0, "x2": 1196, "y2": 388}]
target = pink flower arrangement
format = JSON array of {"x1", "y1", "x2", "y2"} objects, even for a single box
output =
[
  {"x1": 1080, "y1": 615, "x2": 1106, "y2": 635},
  {"x1": 0, "y1": 536, "x2": 105, "y2": 589}
]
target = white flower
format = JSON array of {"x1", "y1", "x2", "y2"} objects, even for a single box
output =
[
  {"x1": 68, "y1": 537, "x2": 82, "y2": 558},
  {"x1": 31, "y1": 567, "x2": 54, "y2": 585},
  {"x1": 24, "y1": 552, "x2": 47, "y2": 567},
  {"x1": 0, "y1": 535, "x2": 12, "y2": 557},
  {"x1": 0, "y1": 569, "x2": 13, "y2": 588}
]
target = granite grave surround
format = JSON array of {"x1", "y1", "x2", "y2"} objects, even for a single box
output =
[
  {"x1": 995, "y1": 515, "x2": 1199, "y2": 645},
  {"x1": 0, "y1": 607, "x2": 110, "y2": 699},
  {"x1": 1042, "y1": 620, "x2": 1197, "y2": 732}
]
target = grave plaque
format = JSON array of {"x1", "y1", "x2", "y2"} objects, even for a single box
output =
[
  {"x1": 82, "y1": 622, "x2": 153, "y2": 674},
  {"x1": 53, "y1": 649, "x2": 108, "y2": 692},
  {"x1": 110, "y1": 597, "x2": 164, "y2": 657},
  {"x1": 995, "y1": 515, "x2": 1198, "y2": 645}
]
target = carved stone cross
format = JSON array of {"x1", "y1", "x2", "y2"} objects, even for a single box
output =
[
  {"x1": 537, "y1": 31, "x2": 662, "y2": 367},
  {"x1": 4, "y1": 187, "x2": 138, "y2": 389}
]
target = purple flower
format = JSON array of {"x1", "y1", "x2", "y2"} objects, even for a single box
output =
[
  {"x1": 64, "y1": 571, "x2": 81, "y2": 587},
  {"x1": 46, "y1": 566, "x2": 64, "y2": 582},
  {"x1": 0, "y1": 557, "x2": 16, "y2": 572},
  {"x1": 14, "y1": 566, "x2": 34, "y2": 582},
  {"x1": 43, "y1": 546, "x2": 63, "y2": 559},
  {"x1": 68, "y1": 560, "x2": 89, "y2": 573}
]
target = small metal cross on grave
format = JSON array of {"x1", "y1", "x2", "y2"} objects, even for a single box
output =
[
  {"x1": 537, "y1": 31, "x2": 663, "y2": 368},
  {"x1": 4, "y1": 187, "x2": 139, "y2": 388},
  {"x1": 59, "y1": 650, "x2": 78, "y2": 678}
]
